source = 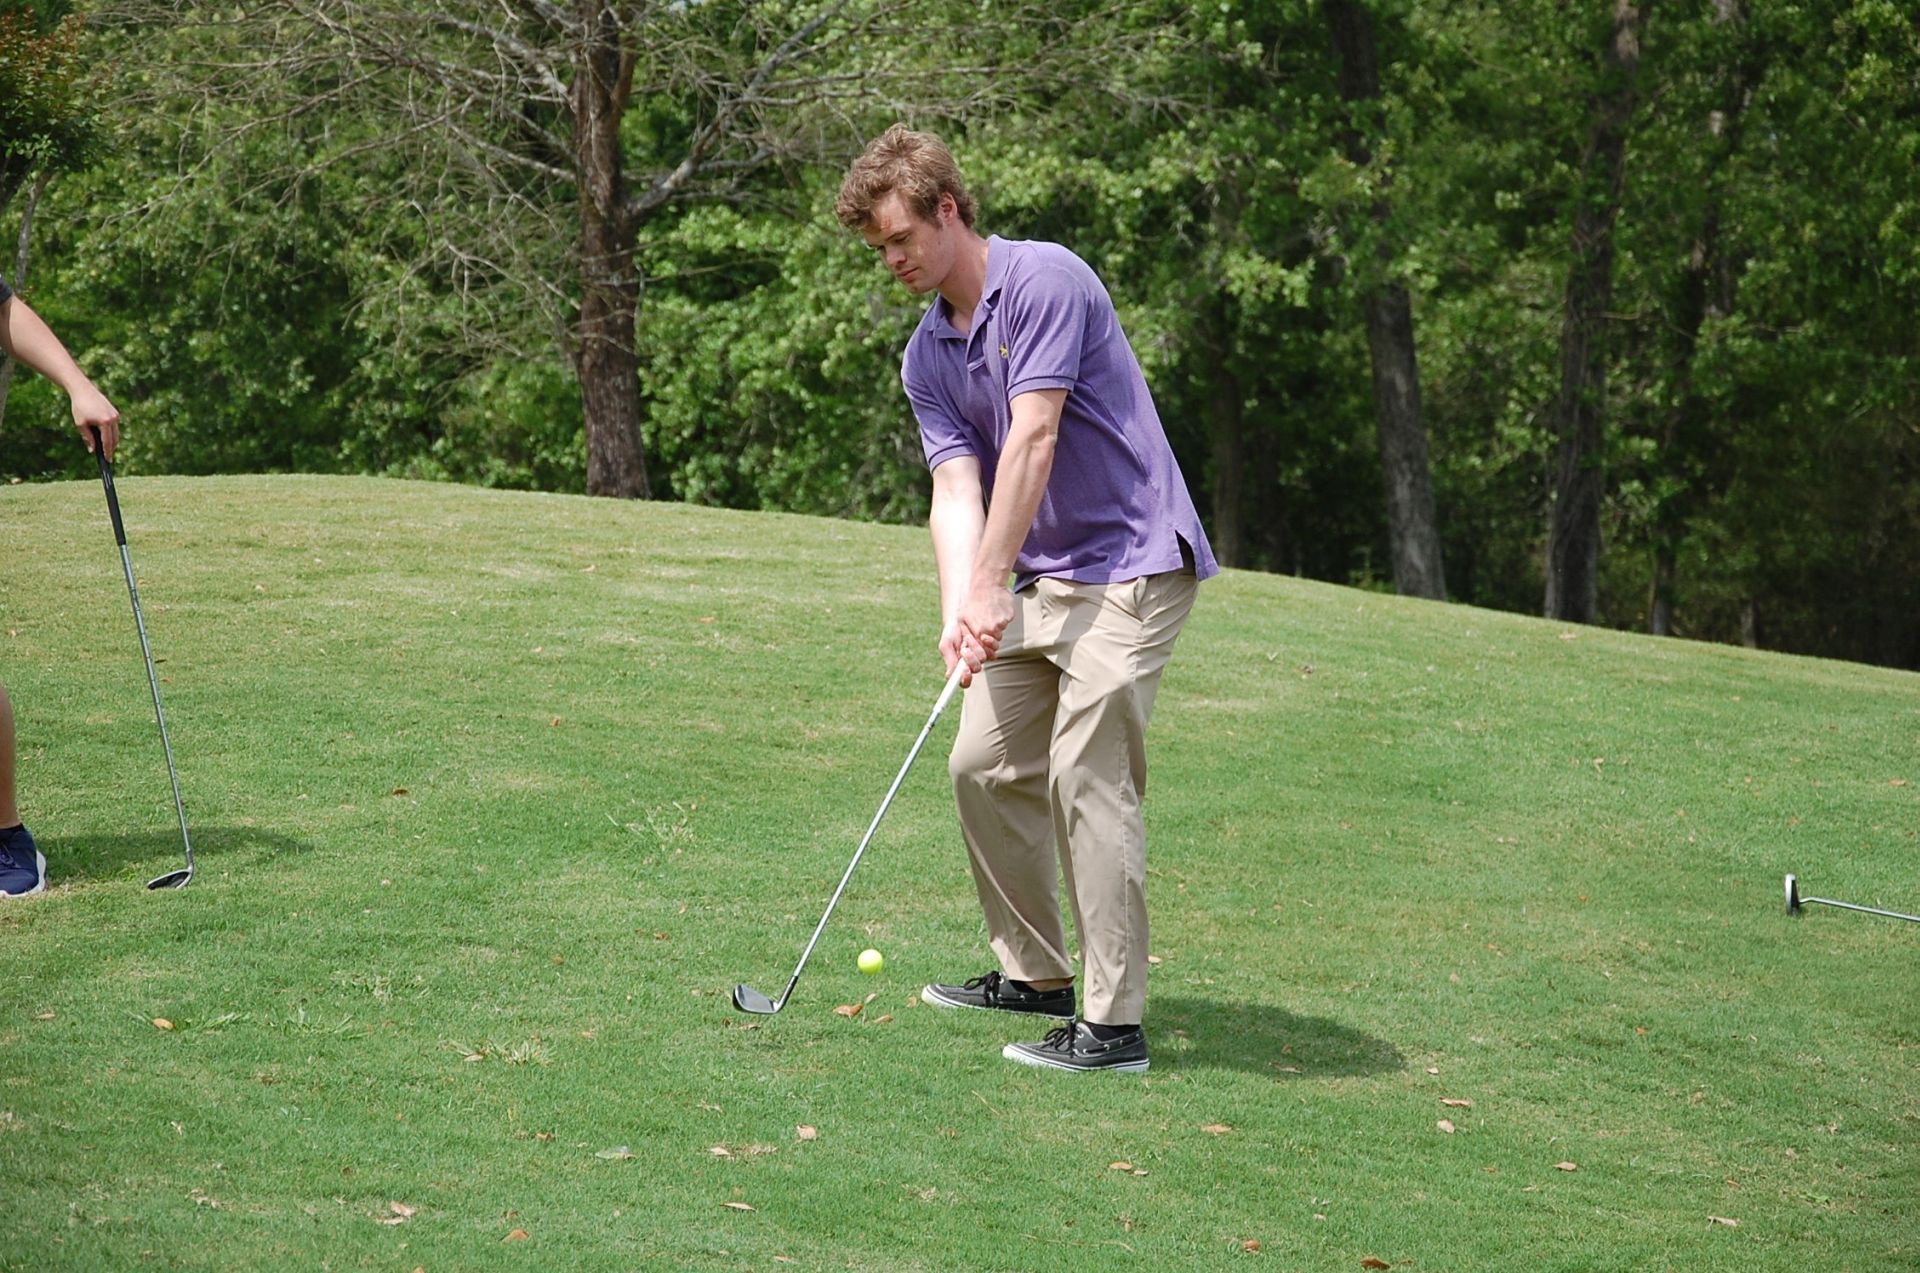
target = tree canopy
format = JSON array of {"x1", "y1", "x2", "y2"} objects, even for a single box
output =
[{"x1": 4, "y1": 0, "x2": 1917, "y2": 670}]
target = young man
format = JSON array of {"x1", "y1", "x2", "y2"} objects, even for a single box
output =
[
  {"x1": 836, "y1": 126, "x2": 1218, "y2": 1073},
  {"x1": 0, "y1": 273, "x2": 122, "y2": 896}
]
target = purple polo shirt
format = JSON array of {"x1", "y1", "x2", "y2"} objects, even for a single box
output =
[
  {"x1": 902, "y1": 236, "x2": 1218, "y2": 591},
  {"x1": 0, "y1": 275, "x2": 11, "y2": 305}
]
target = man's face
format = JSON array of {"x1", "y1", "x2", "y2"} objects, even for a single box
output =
[{"x1": 861, "y1": 190, "x2": 956, "y2": 295}]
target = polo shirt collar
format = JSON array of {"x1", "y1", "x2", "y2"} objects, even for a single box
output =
[{"x1": 929, "y1": 235, "x2": 1011, "y2": 344}]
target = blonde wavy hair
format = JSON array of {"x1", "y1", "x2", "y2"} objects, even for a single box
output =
[{"x1": 836, "y1": 124, "x2": 977, "y2": 231}]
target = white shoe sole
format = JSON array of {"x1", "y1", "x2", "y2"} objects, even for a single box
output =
[{"x1": 1001, "y1": 1041, "x2": 1150, "y2": 1073}]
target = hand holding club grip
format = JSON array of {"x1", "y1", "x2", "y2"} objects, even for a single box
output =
[{"x1": 90, "y1": 427, "x2": 127, "y2": 547}]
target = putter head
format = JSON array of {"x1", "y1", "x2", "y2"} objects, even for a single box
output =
[
  {"x1": 147, "y1": 868, "x2": 192, "y2": 891},
  {"x1": 1784, "y1": 873, "x2": 1801, "y2": 915},
  {"x1": 732, "y1": 984, "x2": 779, "y2": 1015}
]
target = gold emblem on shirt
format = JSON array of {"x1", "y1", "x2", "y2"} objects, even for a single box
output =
[{"x1": 999, "y1": 343, "x2": 1009, "y2": 359}]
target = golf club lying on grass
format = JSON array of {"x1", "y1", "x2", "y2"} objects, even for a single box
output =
[
  {"x1": 93, "y1": 431, "x2": 195, "y2": 890},
  {"x1": 1785, "y1": 874, "x2": 1918, "y2": 924},
  {"x1": 733, "y1": 658, "x2": 970, "y2": 1016}
]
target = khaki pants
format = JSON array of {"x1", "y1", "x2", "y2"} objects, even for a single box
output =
[{"x1": 948, "y1": 568, "x2": 1198, "y2": 1026}]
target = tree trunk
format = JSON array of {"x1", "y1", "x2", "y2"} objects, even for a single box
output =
[
  {"x1": 1203, "y1": 294, "x2": 1246, "y2": 568},
  {"x1": 1650, "y1": 0, "x2": 1760, "y2": 636},
  {"x1": 573, "y1": 2, "x2": 650, "y2": 499},
  {"x1": 1363, "y1": 284, "x2": 1445, "y2": 598},
  {"x1": 1325, "y1": 0, "x2": 1446, "y2": 600},
  {"x1": 1208, "y1": 385, "x2": 1245, "y2": 569},
  {"x1": 0, "y1": 170, "x2": 51, "y2": 433},
  {"x1": 1545, "y1": 0, "x2": 1649, "y2": 623}
]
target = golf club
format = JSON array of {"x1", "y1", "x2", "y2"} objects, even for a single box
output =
[
  {"x1": 1785, "y1": 873, "x2": 1918, "y2": 924},
  {"x1": 92, "y1": 430, "x2": 195, "y2": 890},
  {"x1": 733, "y1": 657, "x2": 970, "y2": 1015}
]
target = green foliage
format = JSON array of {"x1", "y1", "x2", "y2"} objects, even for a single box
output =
[
  {"x1": 8, "y1": 0, "x2": 1918, "y2": 667},
  {"x1": 0, "y1": 2, "x2": 103, "y2": 207},
  {"x1": 639, "y1": 197, "x2": 929, "y2": 520}
]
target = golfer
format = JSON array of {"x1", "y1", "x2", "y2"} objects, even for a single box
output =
[
  {"x1": 0, "y1": 274, "x2": 122, "y2": 897},
  {"x1": 836, "y1": 126, "x2": 1217, "y2": 1072}
]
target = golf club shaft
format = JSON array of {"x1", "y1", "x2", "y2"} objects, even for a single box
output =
[
  {"x1": 95, "y1": 439, "x2": 194, "y2": 873},
  {"x1": 1800, "y1": 895, "x2": 1920, "y2": 924},
  {"x1": 769, "y1": 659, "x2": 969, "y2": 1008}
]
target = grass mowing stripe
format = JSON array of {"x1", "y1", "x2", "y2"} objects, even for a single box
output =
[{"x1": 0, "y1": 474, "x2": 1914, "y2": 1270}]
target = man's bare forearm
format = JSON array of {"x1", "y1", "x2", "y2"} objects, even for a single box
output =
[
  {"x1": 0, "y1": 296, "x2": 91, "y2": 395},
  {"x1": 931, "y1": 460, "x2": 986, "y2": 626}
]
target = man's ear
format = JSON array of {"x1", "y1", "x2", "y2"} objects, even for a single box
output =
[{"x1": 934, "y1": 191, "x2": 958, "y2": 227}]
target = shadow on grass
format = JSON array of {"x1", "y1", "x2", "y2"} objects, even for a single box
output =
[
  {"x1": 35, "y1": 824, "x2": 314, "y2": 885},
  {"x1": 1152, "y1": 993, "x2": 1405, "y2": 1078}
]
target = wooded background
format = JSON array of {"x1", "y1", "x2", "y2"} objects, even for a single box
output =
[{"x1": 4, "y1": 1, "x2": 1916, "y2": 669}]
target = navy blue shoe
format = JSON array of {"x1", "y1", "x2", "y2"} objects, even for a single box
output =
[{"x1": 0, "y1": 824, "x2": 45, "y2": 897}]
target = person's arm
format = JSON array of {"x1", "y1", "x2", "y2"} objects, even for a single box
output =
[
  {"x1": 951, "y1": 387, "x2": 1066, "y2": 662},
  {"x1": 0, "y1": 294, "x2": 119, "y2": 459},
  {"x1": 930, "y1": 454, "x2": 988, "y2": 683}
]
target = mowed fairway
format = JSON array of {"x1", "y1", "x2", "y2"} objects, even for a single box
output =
[{"x1": 0, "y1": 475, "x2": 1913, "y2": 1271}]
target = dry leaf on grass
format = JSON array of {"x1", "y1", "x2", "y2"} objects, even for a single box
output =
[
  {"x1": 709, "y1": 1145, "x2": 732, "y2": 1157},
  {"x1": 1243, "y1": 1240, "x2": 1262, "y2": 1252},
  {"x1": 1555, "y1": 1161, "x2": 1578, "y2": 1172},
  {"x1": 503, "y1": 1228, "x2": 530, "y2": 1241},
  {"x1": 1362, "y1": 1259, "x2": 1392, "y2": 1270},
  {"x1": 1440, "y1": 1098, "x2": 1473, "y2": 1108},
  {"x1": 1437, "y1": 1119, "x2": 1456, "y2": 1134},
  {"x1": 720, "y1": 1201, "x2": 754, "y2": 1211},
  {"x1": 796, "y1": 1125, "x2": 818, "y2": 1141},
  {"x1": 1708, "y1": 1215, "x2": 1740, "y2": 1227},
  {"x1": 152, "y1": 1018, "x2": 175, "y2": 1031},
  {"x1": 833, "y1": 1003, "x2": 862, "y2": 1018},
  {"x1": 1200, "y1": 1123, "x2": 1233, "y2": 1135},
  {"x1": 1108, "y1": 1161, "x2": 1133, "y2": 1171}
]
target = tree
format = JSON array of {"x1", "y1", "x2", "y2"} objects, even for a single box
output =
[
  {"x1": 105, "y1": 0, "x2": 1120, "y2": 498},
  {"x1": 1323, "y1": 0, "x2": 1445, "y2": 600},
  {"x1": 0, "y1": 0, "x2": 105, "y2": 431},
  {"x1": 1544, "y1": 0, "x2": 1652, "y2": 624}
]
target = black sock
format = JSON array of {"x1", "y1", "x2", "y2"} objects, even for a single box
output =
[
  {"x1": 1008, "y1": 978, "x2": 1061, "y2": 995},
  {"x1": 1083, "y1": 1021, "x2": 1138, "y2": 1042}
]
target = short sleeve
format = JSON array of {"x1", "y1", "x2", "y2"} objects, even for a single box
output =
[
  {"x1": 903, "y1": 346, "x2": 976, "y2": 472},
  {"x1": 1003, "y1": 265, "x2": 1088, "y2": 397}
]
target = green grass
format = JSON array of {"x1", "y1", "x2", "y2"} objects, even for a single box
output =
[{"x1": 0, "y1": 475, "x2": 1914, "y2": 1271}]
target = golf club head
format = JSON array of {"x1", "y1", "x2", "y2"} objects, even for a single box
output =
[
  {"x1": 146, "y1": 868, "x2": 192, "y2": 891},
  {"x1": 732, "y1": 984, "x2": 780, "y2": 1015},
  {"x1": 1785, "y1": 873, "x2": 1801, "y2": 915}
]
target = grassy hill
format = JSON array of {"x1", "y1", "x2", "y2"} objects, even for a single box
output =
[{"x1": 0, "y1": 475, "x2": 1913, "y2": 1271}]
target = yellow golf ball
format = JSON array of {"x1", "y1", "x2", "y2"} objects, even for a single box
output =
[{"x1": 857, "y1": 948, "x2": 884, "y2": 975}]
